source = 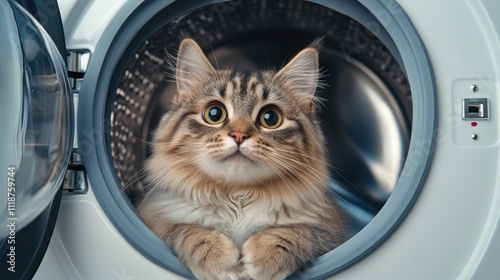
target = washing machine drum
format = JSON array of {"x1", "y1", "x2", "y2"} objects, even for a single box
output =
[
  {"x1": 113, "y1": 1, "x2": 412, "y2": 231},
  {"x1": 81, "y1": 0, "x2": 435, "y2": 278}
]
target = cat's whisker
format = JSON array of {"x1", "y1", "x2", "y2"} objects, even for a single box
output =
[
  {"x1": 321, "y1": 164, "x2": 362, "y2": 195},
  {"x1": 134, "y1": 136, "x2": 158, "y2": 146},
  {"x1": 136, "y1": 179, "x2": 165, "y2": 211},
  {"x1": 271, "y1": 146, "x2": 335, "y2": 170},
  {"x1": 264, "y1": 154, "x2": 331, "y2": 218},
  {"x1": 149, "y1": 155, "x2": 198, "y2": 181},
  {"x1": 264, "y1": 157, "x2": 303, "y2": 200},
  {"x1": 267, "y1": 159, "x2": 334, "y2": 228},
  {"x1": 263, "y1": 155, "x2": 321, "y2": 199},
  {"x1": 270, "y1": 152, "x2": 329, "y2": 186},
  {"x1": 272, "y1": 146, "x2": 353, "y2": 187},
  {"x1": 118, "y1": 169, "x2": 148, "y2": 195},
  {"x1": 118, "y1": 153, "x2": 182, "y2": 196},
  {"x1": 272, "y1": 154, "x2": 336, "y2": 193},
  {"x1": 271, "y1": 147, "x2": 339, "y2": 176}
]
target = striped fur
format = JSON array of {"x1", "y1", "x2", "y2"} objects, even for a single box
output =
[{"x1": 138, "y1": 38, "x2": 346, "y2": 280}]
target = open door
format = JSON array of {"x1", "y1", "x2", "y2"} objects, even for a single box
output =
[{"x1": 0, "y1": 1, "x2": 73, "y2": 279}]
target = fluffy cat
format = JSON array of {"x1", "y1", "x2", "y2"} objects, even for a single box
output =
[{"x1": 138, "y1": 38, "x2": 346, "y2": 280}]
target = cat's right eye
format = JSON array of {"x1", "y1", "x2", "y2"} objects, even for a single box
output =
[{"x1": 203, "y1": 103, "x2": 227, "y2": 125}]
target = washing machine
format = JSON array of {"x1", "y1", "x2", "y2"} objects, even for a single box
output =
[{"x1": 1, "y1": 0, "x2": 500, "y2": 279}]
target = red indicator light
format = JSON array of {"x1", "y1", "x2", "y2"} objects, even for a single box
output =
[{"x1": 471, "y1": 122, "x2": 478, "y2": 127}]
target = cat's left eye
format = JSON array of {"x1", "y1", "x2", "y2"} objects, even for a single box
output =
[
  {"x1": 259, "y1": 107, "x2": 283, "y2": 129},
  {"x1": 203, "y1": 103, "x2": 227, "y2": 125}
]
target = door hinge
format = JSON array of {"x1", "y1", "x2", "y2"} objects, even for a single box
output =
[
  {"x1": 67, "y1": 49, "x2": 91, "y2": 91},
  {"x1": 63, "y1": 151, "x2": 88, "y2": 194}
]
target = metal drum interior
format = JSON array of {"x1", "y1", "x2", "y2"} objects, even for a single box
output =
[{"x1": 110, "y1": 0, "x2": 411, "y2": 239}]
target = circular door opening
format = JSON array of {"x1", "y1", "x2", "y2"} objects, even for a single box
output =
[{"x1": 79, "y1": 0, "x2": 435, "y2": 278}]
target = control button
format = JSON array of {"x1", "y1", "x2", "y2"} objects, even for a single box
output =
[
  {"x1": 470, "y1": 84, "x2": 478, "y2": 92},
  {"x1": 463, "y1": 98, "x2": 489, "y2": 120}
]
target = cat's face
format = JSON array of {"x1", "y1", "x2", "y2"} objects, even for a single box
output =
[{"x1": 148, "y1": 39, "x2": 327, "y2": 189}]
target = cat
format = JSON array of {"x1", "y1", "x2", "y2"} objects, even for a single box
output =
[{"x1": 137, "y1": 38, "x2": 346, "y2": 280}]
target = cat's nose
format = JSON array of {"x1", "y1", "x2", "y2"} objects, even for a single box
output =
[{"x1": 230, "y1": 132, "x2": 249, "y2": 145}]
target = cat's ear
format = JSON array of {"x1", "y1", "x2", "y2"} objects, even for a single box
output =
[
  {"x1": 175, "y1": 38, "x2": 215, "y2": 99},
  {"x1": 274, "y1": 48, "x2": 319, "y2": 113}
]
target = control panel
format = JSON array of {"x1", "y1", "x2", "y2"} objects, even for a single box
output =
[{"x1": 452, "y1": 79, "x2": 497, "y2": 146}]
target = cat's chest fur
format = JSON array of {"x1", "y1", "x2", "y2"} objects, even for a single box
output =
[{"x1": 151, "y1": 191, "x2": 277, "y2": 245}]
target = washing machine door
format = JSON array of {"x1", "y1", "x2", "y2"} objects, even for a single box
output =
[{"x1": 0, "y1": 0, "x2": 72, "y2": 279}]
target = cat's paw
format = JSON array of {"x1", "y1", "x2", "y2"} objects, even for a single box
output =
[
  {"x1": 241, "y1": 235, "x2": 296, "y2": 280},
  {"x1": 179, "y1": 231, "x2": 241, "y2": 280}
]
